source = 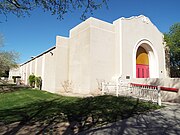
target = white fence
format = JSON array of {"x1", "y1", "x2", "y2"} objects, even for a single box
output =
[{"x1": 101, "y1": 82, "x2": 161, "y2": 106}]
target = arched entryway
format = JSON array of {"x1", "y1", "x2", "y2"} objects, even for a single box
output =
[
  {"x1": 136, "y1": 46, "x2": 149, "y2": 78},
  {"x1": 133, "y1": 39, "x2": 159, "y2": 78}
]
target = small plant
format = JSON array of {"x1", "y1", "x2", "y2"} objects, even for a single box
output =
[
  {"x1": 61, "y1": 80, "x2": 73, "y2": 92},
  {"x1": 35, "y1": 76, "x2": 42, "y2": 89},
  {"x1": 96, "y1": 79, "x2": 105, "y2": 91},
  {"x1": 28, "y1": 74, "x2": 35, "y2": 88}
]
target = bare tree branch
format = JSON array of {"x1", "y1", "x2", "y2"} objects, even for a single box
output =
[{"x1": 0, "y1": 0, "x2": 109, "y2": 21}]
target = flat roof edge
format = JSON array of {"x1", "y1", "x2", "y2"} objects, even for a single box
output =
[{"x1": 21, "y1": 46, "x2": 56, "y2": 66}]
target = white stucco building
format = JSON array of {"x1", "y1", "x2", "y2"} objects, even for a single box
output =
[{"x1": 11, "y1": 15, "x2": 171, "y2": 94}]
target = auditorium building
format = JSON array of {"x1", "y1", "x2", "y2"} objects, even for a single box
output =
[{"x1": 9, "y1": 15, "x2": 169, "y2": 95}]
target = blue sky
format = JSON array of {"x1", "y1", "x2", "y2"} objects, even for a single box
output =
[{"x1": 0, "y1": 0, "x2": 180, "y2": 63}]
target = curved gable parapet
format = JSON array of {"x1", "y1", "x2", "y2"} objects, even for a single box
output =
[
  {"x1": 115, "y1": 15, "x2": 164, "y2": 37},
  {"x1": 119, "y1": 15, "x2": 163, "y2": 36}
]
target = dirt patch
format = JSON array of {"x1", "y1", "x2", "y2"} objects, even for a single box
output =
[{"x1": 0, "y1": 121, "x2": 71, "y2": 135}]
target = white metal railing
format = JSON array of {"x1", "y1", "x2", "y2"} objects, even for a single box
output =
[{"x1": 101, "y1": 82, "x2": 161, "y2": 106}]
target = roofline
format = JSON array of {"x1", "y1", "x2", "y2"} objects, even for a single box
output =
[{"x1": 20, "y1": 46, "x2": 56, "y2": 66}]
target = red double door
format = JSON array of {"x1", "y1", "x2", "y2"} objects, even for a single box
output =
[{"x1": 136, "y1": 64, "x2": 149, "y2": 78}]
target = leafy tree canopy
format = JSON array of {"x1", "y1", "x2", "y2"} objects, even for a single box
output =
[
  {"x1": 164, "y1": 23, "x2": 180, "y2": 77},
  {"x1": 0, "y1": 34, "x2": 19, "y2": 77},
  {"x1": 0, "y1": 50, "x2": 19, "y2": 77},
  {"x1": 0, "y1": 0, "x2": 108, "y2": 21}
]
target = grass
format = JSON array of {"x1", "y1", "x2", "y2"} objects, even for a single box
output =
[{"x1": 0, "y1": 88, "x2": 162, "y2": 134}]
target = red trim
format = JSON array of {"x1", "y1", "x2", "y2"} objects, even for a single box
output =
[
  {"x1": 130, "y1": 83, "x2": 157, "y2": 88},
  {"x1": 130, "y1": 83, "x2": 179, "y2": 93},
  {"x1": 160, "y1": 87, "x2": 178, "y2": 92}
]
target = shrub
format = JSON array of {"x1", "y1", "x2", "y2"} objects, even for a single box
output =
[
  {"x1": 35, "y1": 76, "x2": 42, "y2": 89},
  {"x1": 61, "y1": 80, "x2": 73, "y2": 92},
  {"x1": 28, "y1": 74, "x2": 35, "y2": 88}
]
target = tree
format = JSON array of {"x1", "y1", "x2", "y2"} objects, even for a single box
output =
[
  {"x1": 0, "y1": 50, "x2": 19, "y2": 77},
  {"x1": 0, "y1": 34, "x2": 19, "y2": 77},
  {"x1": 0, "y1": 0, "x2": 109, "y2": 21},
  {"x1": 164, "y1": 23, "x2": 180, "y2": 77}
]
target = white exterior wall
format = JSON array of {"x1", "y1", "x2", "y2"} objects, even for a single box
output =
[
  {"x1": 20, "y1": 64, "x2": 26, "y2": 83},
  {"x1": 113, "y1": 15, "x2": 166, "y2": 80},
  {"x1": 89, "y1": 18, "x2": 116, "y2": 92},
  {"x1": 8, "y1": 67, "x2": 20, "y2": 80},
  {"x1": 36, "y1": 56, "x2": 43, "y2": 77},
  {"x1": 68, "y1": 18, "x2": 116, "y2": 94},
  {"x1": 41, "y1": 49, "x2": 55, "y2": 92},
  {"x1": 26, "y1": 62, "x2": 30, "y2": 84},
  {"x1": 69, "y1": 19, "x2": 91, "y2": 94},
  {"x1": 31, "y1": 60, "x2": 36, "y2": 74},
  {"x1": 19, "y1": 47, "x2": 56, "y2": 92},
  {"x1": 54, "y1": 36, "x2": 69, "y2": 93}
]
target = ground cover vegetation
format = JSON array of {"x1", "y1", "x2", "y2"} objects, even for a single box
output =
[{"x1": 0, "y1": 88, "x2": 161, "y2": 134}]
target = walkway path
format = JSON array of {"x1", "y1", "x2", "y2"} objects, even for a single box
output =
[{"x1": 79, "y1": 102, "x2": 180, "y2": 135}]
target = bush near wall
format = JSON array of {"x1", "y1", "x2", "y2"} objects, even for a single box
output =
[
  {"x1": 35, "y1": 76, "x2": 42, "y2": 89},
  {"x1": 28, "y1": 74, "x2": 35, "y2": 88}
]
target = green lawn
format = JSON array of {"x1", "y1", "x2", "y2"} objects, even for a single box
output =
[{"x1": 0, "y1": 89, "x2": 161, "y2": 134}]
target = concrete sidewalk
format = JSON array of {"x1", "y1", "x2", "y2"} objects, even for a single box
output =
[{"x1": 79, "y1": 103, "x2": 180, "y2": 135}]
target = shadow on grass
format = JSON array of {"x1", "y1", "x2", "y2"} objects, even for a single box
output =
[{"x1": 0, "y1": 95, "x2": 161, "y2": 135}]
